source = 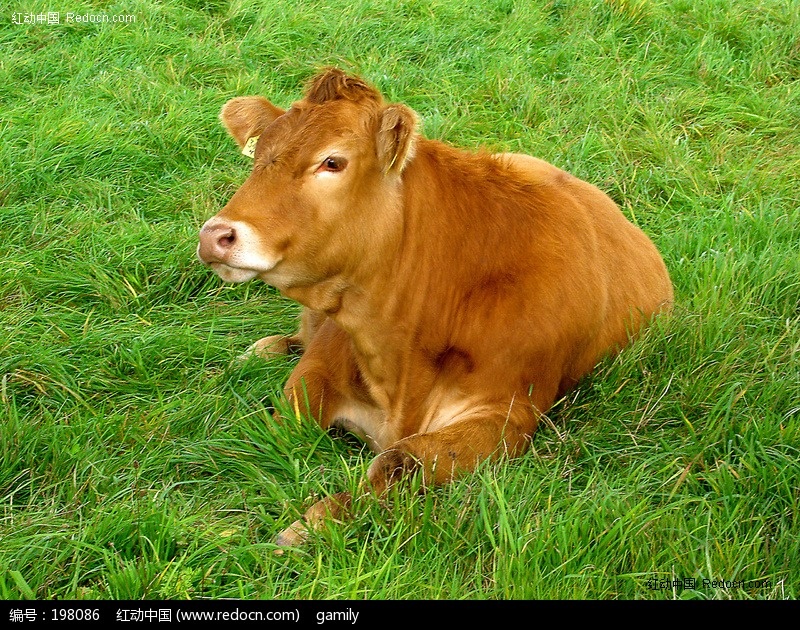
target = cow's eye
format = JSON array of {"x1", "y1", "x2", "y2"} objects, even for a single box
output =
[{"x1": 318, "y1": 156, "x2": 348, "y2": 173}]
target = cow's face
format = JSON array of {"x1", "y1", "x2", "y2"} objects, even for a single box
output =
[{"x1": 197, "y1": 69, "x2": 417, "y2": 290}]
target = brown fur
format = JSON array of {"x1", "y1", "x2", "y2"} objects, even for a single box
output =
[{"x1": 197, "y1": 68, "x2": 673, "y2": 547}]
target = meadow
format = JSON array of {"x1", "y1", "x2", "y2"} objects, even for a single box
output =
[{"x1": 1, "y1": 0, "x2": 798, "y2": 599}]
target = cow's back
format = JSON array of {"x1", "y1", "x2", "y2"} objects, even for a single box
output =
[{"x1": 497, "y1": 152, "x2": 673, "y2": 386}]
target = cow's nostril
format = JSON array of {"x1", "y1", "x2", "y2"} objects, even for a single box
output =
[{"x1": 219, "y1": 230, "x2": 236, "y2": 249}]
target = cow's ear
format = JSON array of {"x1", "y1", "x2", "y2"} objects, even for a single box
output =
[
  {"x1": 219, "y1": 96, "x2": 285, "y2": 149},
  {"x1": 377, "y1": 104, "x2": 418, "y2": 175}
]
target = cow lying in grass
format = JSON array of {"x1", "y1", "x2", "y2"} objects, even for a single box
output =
[{"x1": 197, "y1": 68, "x2": 673, "y2": 548}]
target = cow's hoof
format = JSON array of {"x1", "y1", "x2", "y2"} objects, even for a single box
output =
[
  {"x1": 237, "y1": 335, "x2": 291, "y2": 363},
  {"x1": 273, "y1": 519, "x2": 308, "y2": 555}
]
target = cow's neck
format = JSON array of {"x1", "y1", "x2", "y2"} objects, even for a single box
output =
[{"x1": 282, "y1": 265, "x2": 406, "y2": 407}]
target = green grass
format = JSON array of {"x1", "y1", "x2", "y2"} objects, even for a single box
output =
[{"x1": 1, "y1": 0, "x2": 798, "y2": 600}]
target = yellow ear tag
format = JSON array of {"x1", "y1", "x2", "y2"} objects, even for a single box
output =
[{"x1": 242, "y1": 135, "x2": 259, "y2": 158}]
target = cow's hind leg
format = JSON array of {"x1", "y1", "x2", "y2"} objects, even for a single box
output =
[
  {"x1": 274, "y1": 399, "x2": 539, "y2": 551},
  {"x1": 274, "y1": 492, "x2": 352, "y2": 550},
  {"x1": 367, "y1": 401, "x2": 538, "y2": 495}
]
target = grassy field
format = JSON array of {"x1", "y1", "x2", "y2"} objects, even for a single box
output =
[{"x1": 1, "y1": 0, "x2": 798, "y2": 600}]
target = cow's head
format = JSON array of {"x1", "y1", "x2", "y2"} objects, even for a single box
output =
[{"x1": 197, "y1": 68, "x2": 418, "y2": 290}]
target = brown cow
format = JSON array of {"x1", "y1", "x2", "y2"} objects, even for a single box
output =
[{"x1": 197, "y1": 68, "x2": 673, "y2": 548}]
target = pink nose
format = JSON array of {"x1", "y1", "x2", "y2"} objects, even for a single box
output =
[{"x1": 198, "y1": 222, "x2": 236, "y2": 264}]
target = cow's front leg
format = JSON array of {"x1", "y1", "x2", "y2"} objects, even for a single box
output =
[
  {"x1": 240, "y1": 333, "x2": 303, "y2": 360},
  {"x1": 239, "y1": 307, "x2": 326, "y2": 361},
  {"x1": 273, "y1": 318, "x2": 375, "y2": 551}
]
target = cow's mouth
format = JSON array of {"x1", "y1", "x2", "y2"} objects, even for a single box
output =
[{"x1": 205, "y1": 262, "x2": 260, "y2": 283}]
